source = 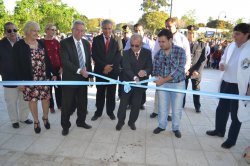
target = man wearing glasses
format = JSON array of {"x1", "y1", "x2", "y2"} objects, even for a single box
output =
[
  {"x1": 0, "y1": 22, "x2": 33, "y2": 128},
  {"x1": 124, "y1": 23, "x2": 154, "y2": 110},
  {"x1": 116, "y1": 34, "x2": 153, "y2": 131}
]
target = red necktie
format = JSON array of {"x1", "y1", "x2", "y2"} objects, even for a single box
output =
[{"x1": 105, "y1": 37, "x2": 110, "y2": 53}]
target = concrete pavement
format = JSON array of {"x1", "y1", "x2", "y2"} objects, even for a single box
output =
[{"x1": 0, "y1": 69, "x2": 249, "y2": 166}]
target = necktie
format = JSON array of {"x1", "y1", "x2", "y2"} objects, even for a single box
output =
[
  {"x1": 77, "y1": 41, "x2": 85, "y2": 69},
  {"x1": 105, "y1": 37, "x2": 110, "y2": 53},
  {"x1": 135, "y1": 52, "x2": 139, "y2": 60}
]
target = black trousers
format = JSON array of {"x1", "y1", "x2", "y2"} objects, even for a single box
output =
[
  {"x1": 49, "y1": 71, "x2": 62, "y2": 109},
  {"x1": 117, "y1": 87, "x2": 145, "y2": 124},
  {"x1": 61, "y1": 86, "x2": 88, "y2": 129},
  {"x1": 215, "y1": 80, "x2": 241, "y2": 144},
  {"x1": 94, "y1": 84, "x2": 117, "y2": 117},
  {"x1": 183, "y1": 77, "x2": 201, "y2": 109}
]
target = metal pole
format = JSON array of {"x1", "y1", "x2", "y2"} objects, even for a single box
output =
[{"x1": 170, "y1": 0, "x2": 173, "y2": 18}]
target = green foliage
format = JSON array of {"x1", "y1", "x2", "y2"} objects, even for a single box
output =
[
  {"x1": 206, "y1": 19, "x2": 233, "y2": 30},
  {"x1": 11, "y1": 0, "x2": 85, "y2": 35},
  {"x1": 180, "y1": 9, "x2": 197, "y2": 27},
  {"x1": 140, "y1": 0, "x2": 169, "y2": 13},
  {"x1": 0, "y1": 0, "x2": 10, "y2": 37},
  {"x1": 86, "y1": 18, "x2": 103, "y2": 33},
  {"x1": 197, "y1": 23, "x2": 205, "y2": 27},
  {"x1": 138, "y1": 11, "x2": 168, "y2": 34}
]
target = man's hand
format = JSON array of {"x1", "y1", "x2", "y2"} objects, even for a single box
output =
[
  {"x1": 219, "y1": 63, "x2": 225, "y2": 71},
  {"x1": 185, "y1": 70, "x2": 190, "y2": 76},
  {"x1": 154, "y1": 76, "x2": 166, "y2": 86},
  {"x1": 80, "y1": 68, "x2": 89, "y2": 78},
  {"x1": 18, "y1": 86, "x2": 25, "y2": 92},
  {"x1": 103, "y1": 64, "x2": 113, "y2": 74},
  {"x1": 138, "y1": 70, "x2": 146, "y2": 78},
  {"x1": 51, "y1": 76, "x2": 57, "y2": 81},
  {"x1": 192, "y1": 70, "x2": 199, "y2": 78}
]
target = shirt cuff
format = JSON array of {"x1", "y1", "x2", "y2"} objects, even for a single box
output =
[{"x1": 77, "y1": 68, "x2": 81, "y2": 74}]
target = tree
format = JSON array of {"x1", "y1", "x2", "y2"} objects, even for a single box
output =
[
  {"x1": 180, "y1": 9, "x2": 197, "y2": 28},
  {"x1": 86, "y1": 18, "x2": 103, "y2": 33},
  {"x1": 12, "y1": 0, "x2": 81, "y2": 34},
  {"x1": 206, "y1": 19, "x2": 233, "y2": 30},
  {"x1": 197, "y1": 23, "x2": 205, "y2": 27},
  {"x1": 140, "y1": 0, "x2": 169, "y2": 13},
  {"x1": 138, "y1": 11, "x2": 169, "y2": 34},
  {"x1": 0, "y1": 0, "x2": 9, "y2": 37},
  {"x1": 235, "y1": 18, "x2": 244, "y2": 25}
]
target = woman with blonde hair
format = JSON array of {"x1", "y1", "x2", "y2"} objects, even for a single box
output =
[{"x1": 13, "y1": 21, "x2": 57, "y2": 133}]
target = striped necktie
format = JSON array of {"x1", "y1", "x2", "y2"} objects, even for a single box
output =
[{"x1": 77, "y1": 41, "x2": 85, "y2": 69}]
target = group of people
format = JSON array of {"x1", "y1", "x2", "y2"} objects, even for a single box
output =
[{"x1": 0, "y1": 18, "x2": 250, "y2": 150}]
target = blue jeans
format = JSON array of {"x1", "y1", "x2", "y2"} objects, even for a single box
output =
[{"x1": 157, "y1": 81, "x2": 185, "y2": 131}]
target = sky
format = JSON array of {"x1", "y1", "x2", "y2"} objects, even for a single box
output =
[{"x1": 3, "y1": 0, "x2": 250, "y2": 24}]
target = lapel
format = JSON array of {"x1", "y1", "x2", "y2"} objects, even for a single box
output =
[{"x1": 69, "y1": 37, "x2": 78, "y2": 60}]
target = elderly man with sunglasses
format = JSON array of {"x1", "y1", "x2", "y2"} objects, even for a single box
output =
[
  {"x1": 0, "y1": 22, "x2": 33, "y2": 128},
  {"x1": 116, "y1": 34, "x2": 153, "y2": 131}
]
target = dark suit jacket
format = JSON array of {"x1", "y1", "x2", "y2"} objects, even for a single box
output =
[
  {"x1": 0, "y1": 38, "x2": 18, "y2": 88},
  {"x1": 91, "y1": 34, "x2": 123, "y2": 80},
  {"x1": 13, "y1": 39, "x2": 56, "y2": 81},
  {"x1": 122, "y1": 48, "x2": 153, "y2": 84},
  {"x1": 60, "y1": 36, "x2": 92, "y2": 86},
  {"x1": 188, "y1": 41, "x2": 207, "y2": 77}
]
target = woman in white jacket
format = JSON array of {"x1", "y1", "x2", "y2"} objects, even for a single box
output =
[{"x1": 206, "y1": 23, "x2": 250, "y2": 149}]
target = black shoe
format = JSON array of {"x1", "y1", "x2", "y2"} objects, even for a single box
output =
[
  {"x1": 128, "y1": 123, "x2": 136, "y2": 130},
  {"x1": 42, "y1": 117, "x2": 50, "y2": 129},
  {"x1": 34, "y1": 121, "x2": 41, "y2": 134},
  {"x1": 109, "y1": 114, "x2": 116, "y2": 120},
  {"x1": 23, "y1": 119, "x2": 33, "y2": 124},
  {"x1": 206, "y1": 130, "x2": 224, "y2": 137},
  {"x1": 140, "y1": 105, "x2": 145, "y2": 110},
  {"x1": 153, "y1": 127, "x2": 165, "y2": 134},
  {"x1": 116, "y1": 122, "x2": 124, "y2": 131},
  {"x1": 77, "y1": 123, "x2": 92, "y2": 129},
  {"x1": 62, "y1": 128, "x2": 69, "y2": 136},
  {"x1": 173, "y1": 130, "x2": 182, "y2": 138},
  {"x1": 91, "y1": 115, "x2": 100, "y2": 121},
  {"x1": 150, "y1": 113, "x2": 158, "y2": 118},
  {"x1": 195, "y1": 108, "x2": 201, "y2": 113},
  {"x1": 167, "y1": 115, "x2": 172, "y2": 121},
  {"x1": 221, "y1": 140, "x2": 235, "y2": 149},
  {"x1": 12, "y1": 122, "x2": 19, "y2": 128}
]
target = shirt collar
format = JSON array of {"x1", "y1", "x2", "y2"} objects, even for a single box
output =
[{"x1": 73, "y1": 36, "x2": 82, "y2": 45}]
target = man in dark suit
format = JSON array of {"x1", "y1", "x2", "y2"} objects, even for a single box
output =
[
  {"x1": 183, "y1": 25, "x2": 207, "y2": 113},
  {"x1": 0, "y1": 22, "x2": 33, "y2": 128},
  {"x1": 91, "y1": 19, "x2": 123, "y2": 121},
  {"x1": 116, "y1": 34, "x2": 153, "y2": 131},
  {"x1": 60, "y1": 20, "x2": 92, "y2": 136}
]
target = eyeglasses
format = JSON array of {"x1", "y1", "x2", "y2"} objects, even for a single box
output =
[
  {"x1": 7, "y1": 29, "x2": 18, "y2": 33},
  {"x1": 50, "y1": 29, "x2": 56, "y2": 31},
  {"x1": 131, "y1": 44, "x2": 140, "y2": 48}
]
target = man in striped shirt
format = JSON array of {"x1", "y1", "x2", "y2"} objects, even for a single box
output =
[{"x1": 152, "y1": 29, "x2": 186, "y2": 138}]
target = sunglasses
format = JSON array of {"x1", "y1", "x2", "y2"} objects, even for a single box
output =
[
  {"x1": 131, "y1": 44, "x2": 140, "y2": 48},
  {"x1": 50, "y1": 29, "x2": 57, "y2": 31},
  {"x1": 7, "y1": 29, "x2": 18, "y2": 33}
]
